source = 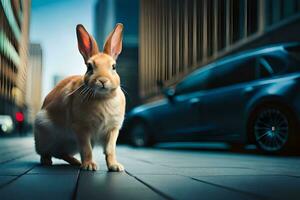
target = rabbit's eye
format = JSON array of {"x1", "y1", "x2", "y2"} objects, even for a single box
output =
[
  {"x1": 112, "y1": 64, "x2": 116, "y2": 70},
  {"x1": 87, "y1": 63, "x2": 93, "y2": 73}
]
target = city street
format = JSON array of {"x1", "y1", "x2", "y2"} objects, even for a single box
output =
[
  {"x1": 0, "y1": 136, "x2": 299, "y2": 200},
  {"x1": 2, "y1": 1, "x2": 300, "y2": 200}
]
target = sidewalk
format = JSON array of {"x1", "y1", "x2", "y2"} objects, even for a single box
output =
[{"x1": 0, "y1": 137, "x2": 300, "y2": 200}]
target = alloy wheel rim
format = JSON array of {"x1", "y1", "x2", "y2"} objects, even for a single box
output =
[
  {"x1": 254, "y1": 108, "x2": 289, "y2": 152},
  {"x1": 132, "y1": 124, "x2": 147, "y2": 146}
]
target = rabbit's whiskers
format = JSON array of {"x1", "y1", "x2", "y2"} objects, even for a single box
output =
[
  {"x1": 67, "y1": 84, "x2": 85, "y2": 97},
  {"x1": 86, "y1": 87, "x2": 94, "y2": 102},
  {"x1": 66, "y1": 84, "x2": 95, "y2": 102},
  {"x1": 80, "y1": 86, "x2": 94, "y2": 102},
  {"x1": 120, "y1": 85, "x2": 129, "y2": 97}
]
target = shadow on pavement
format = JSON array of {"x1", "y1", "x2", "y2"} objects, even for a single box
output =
[{"x1": 149, "y1": 142, "x2": 300, "y2": 157}]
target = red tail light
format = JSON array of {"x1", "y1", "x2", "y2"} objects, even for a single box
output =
[{"x1": 15, "y1": 112, "x2": 24, "y2": 122}]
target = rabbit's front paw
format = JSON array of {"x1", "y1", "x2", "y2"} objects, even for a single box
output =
[
  {"x1": 108, "y1": 162, "x2": 124, "y2": 172},
  {"x1": 81, "y1": 161, "x2": 98, "y2": 171}
]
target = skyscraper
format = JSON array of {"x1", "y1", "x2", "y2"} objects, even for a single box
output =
[
  {"x1": 94, "y1": 0, "x2": 139, "y2": 110},
  {"x1": 0, "y1": 0, "x2": 31, "y2": 126},
  {"x1": 26, "y1": 43, "x2": 42, "y2": 123}
]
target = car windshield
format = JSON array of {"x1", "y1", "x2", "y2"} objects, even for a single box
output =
[
  {"x1": 175, "y1": 65, "x2": 213, "y2": 95},
  {"x1": 285, "y1": 44, "x2": 300, "y2": 63}
]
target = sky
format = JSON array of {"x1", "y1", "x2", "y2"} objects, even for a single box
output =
[{"x1": 30, "y1": 0, "x2": 96, "y2": 98}]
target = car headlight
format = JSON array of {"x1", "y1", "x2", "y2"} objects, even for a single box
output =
[
  {"x1": 1, "y1": 124, "x2": 8, "y2": 132},
  {"x1": 5, "y1": 118, "x2": 13, "y2": 126}
]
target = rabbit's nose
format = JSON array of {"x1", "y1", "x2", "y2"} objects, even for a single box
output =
[{"x1": 96, "y1": 78, "x2": 109, "y2": 87}]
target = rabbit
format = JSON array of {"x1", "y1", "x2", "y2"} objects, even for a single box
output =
[{"x1": 34, "y1": 23, "x2": 126, "y2": 171}]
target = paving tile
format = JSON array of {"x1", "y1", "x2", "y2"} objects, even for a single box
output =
[
  {"x1": 0, "y1": 176, "x2": 16, "y2": 188},
  {"x1": 177, "y1": 167, "x2": 281, "y2": 177},
  {"x1": 0, "y1": 155, "x2": 38, "y2": 176},
  {"x1": 135, "y1": 174, "x2": 258, "y2": 200},
  {"x1": 0, "y1": 174, "x2": 78, "y2": 200},
  {"x1": 0, "y1": 137, "x2": 35, "y2": 155},
  {"x1": 28, "y1": 164, "x2": 80, "y2": 174},
  {"x1": 0, "y1": 138, "x2": 300, "y2": 200},
  {"x1": 76, "y1": 171, "x2": 164, "y2": 200},
  {"x1": 0, "y1": 137, "x2": 34, "y2": 156},
  {"x1": 0, "y1": 150, "x2": 34, "y2": 164},
  {"x1": 245, "y1": 164, "x2": 300, "y2": 177},
  {"x1": 120, "y1": 155, "x2": 281, "y2": 177},
  {"x1": 118, "y1": 148, "x2": 252, "y2": 168},
  {"x1": 0, "y1": 146, "x2": 32, "y2": 156},
  {"x1": 114, "y1": 147, "x2": 300, "y2": 177},
  {"x1": 196, "y1": 175, "x2": 300, "y2": 200},
  {"x1": 119, "y1": 157, "x2": 177, "y2": 175}
]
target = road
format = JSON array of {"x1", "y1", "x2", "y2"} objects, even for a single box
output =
[{"x1": 0, "y1": 136, "x2": 300, "y2": 200}]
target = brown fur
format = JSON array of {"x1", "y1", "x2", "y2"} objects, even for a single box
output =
[{"x1": 34, "y1": 24, "x2": 125, "y2": 171}]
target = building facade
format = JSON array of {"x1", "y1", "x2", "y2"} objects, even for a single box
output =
[
  {"x1": 94, "y1": 0, "x2": 139, "y2": 110},
  {"x1": 26, "y1": 43, "x2": 42, "y2": 123},
  {"x1": 0, "y1": 0, "x2": 31, "y2": 124},
  {"x1": 139, "y1": 0, "x2": 300, "y2": 100}
]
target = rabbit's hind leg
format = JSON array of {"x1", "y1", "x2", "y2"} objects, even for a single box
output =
[
  {"x1": 60, "y1": 155, "x2": 81, "y2": 166},
  {"x1": 34, "y1": 110, "x2": 57, "y2": 166},
  {"x1": 40, "y1": 155, "x2": 52, "y2": 165}
]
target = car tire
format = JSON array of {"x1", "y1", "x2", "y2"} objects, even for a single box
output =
[
  {"x1": 129, "y1": 121, "x2": 152, "y2": 147},
  {"x1": 250, "y1": 105, "x2": 296, "y2": 153}
]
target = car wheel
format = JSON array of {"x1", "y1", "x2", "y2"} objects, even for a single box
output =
[
  {"x1": 129, "y1": 121, "x2": 151, "y2": 147},
  {"x1": 251, "y1": 106, "x2": 295, "y2": 153}
]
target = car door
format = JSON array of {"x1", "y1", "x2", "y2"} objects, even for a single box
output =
[
  {"x1": 157, "y1": 66, "x2": 215, "y2": 140},
  {"x1": 197, "y1": 57, "x2": 258, "y2": 138}
]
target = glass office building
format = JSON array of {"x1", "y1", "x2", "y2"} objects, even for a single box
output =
[
  {"x1": 94, "y1": 0, "x2": 140, "y2": 110},
  {"x1": 26, "y1": 43, "x2": 42, "y2": 124},
  {"x1": 139, "y1": 0, "x2": 300, "y2": 100},
  {"x1": 0, "y1": 0, "x2": 31, "y2": 124}
]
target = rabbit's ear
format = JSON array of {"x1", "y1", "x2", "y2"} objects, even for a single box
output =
[
  {"x1": 76, "y1": 24, "x2": 99, "y2": 62},
  {"x1": 103, "y1": 23, "x2": 123, "y2": 60}
]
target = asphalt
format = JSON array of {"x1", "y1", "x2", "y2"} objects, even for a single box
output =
[{"x1": 0, "y1": 136, "x2": 300, "y2": 200}]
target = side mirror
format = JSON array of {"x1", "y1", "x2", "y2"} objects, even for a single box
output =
[
  {"x1": 156, "y1": 80, "x2": 175, "y2": 102},
  {"x1": 163, "y1": 88, "x2": 175, "y2": 102}
]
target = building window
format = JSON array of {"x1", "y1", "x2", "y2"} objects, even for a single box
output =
[
  {"x1": 196, "y1": 0, "x2": 203, "y2": 62},
  {"x1": 239, "y1": 0, "x2": 246, "y2": 38},
  {"x1": 265, "y1": 0, "x2": 273, "y2": 27},
  {"x1": 172, "y1": 1, "x2": 178, "y2": 76},
  {"x1": 230, "y1": 0, "x2": 243, "y2": 43},
  {"x1": 217, "y1": 0, "x2": 226, "y2": 51},
  {"x1": 247, "y1": 0, "x2": 258, "y2": 35},
  {"x1": 283, "y1": 0, "x2": 297, "y2": 18},
  {"x1": 179, "y1": 0, "x2": 184, "y2": 73},
  {"x1": 187, "y1": 0, "x2": 194, "y2": 67},
  {"x1": 207, "y1": 0, "x2": 214, "y2": 57},
  {"x1": 271, "y1": 0, "x2": 283, "y2": 24}
]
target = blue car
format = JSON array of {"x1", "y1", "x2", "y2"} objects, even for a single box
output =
[{"x1": 123, "y1": 43, "x2": 300, "y2": 153}]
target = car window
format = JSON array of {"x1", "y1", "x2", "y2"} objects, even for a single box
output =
[
  {"x1": 175, "y1": 68, "x2": 212, "y2": 95},
  {"x1": 285, "y1": 44, "x2": 300, "y2": 63},
  {"x1": 262, "y1": 55, "x2": 287, "y2": 75},
  {"x1": 283, "y1": 45, "x2": 300, "y2": 73},
  {"x1": 206, "y1": 57, "x2": 257, "y2": 89},
  {"x1": 257, "y1": 58, "x2": 272, "y2": 79},
  {"x1": 175, "y1": 57, "x2": 257, "y2": 94}
]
